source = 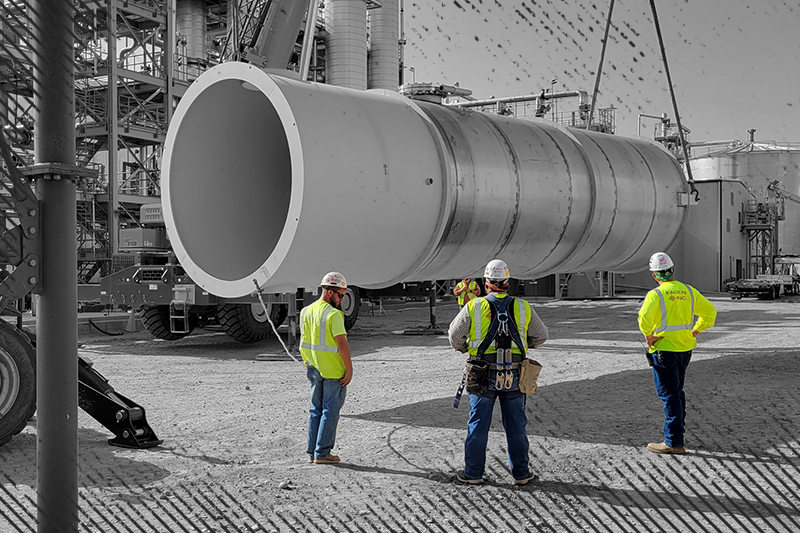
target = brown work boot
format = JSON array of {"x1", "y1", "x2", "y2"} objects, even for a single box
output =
[
  {"x1": 313, "y1": 454, "x2": 340, "y2": 464},
  {"x1": 647, "y1": 442, "x2": 686, "y2": 455}
]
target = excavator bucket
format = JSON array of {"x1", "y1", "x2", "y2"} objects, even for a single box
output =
[{"x1": 78, "y1": 356, "x2": 163, "y2": 449}]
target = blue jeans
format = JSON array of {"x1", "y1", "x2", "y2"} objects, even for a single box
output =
[
  {"x1": 651, "y1": 350, "x2": 692, "y2": 447},
  {"x1": 306, "y1": 366, "x2": 347, "y2": 460},
  {"x1": 463, "y1": 370, "x2": 530, "y2": 480}
]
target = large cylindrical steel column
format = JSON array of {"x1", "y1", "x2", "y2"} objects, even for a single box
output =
[
  {"x1": 324, "y1": 0, "x2": 368, "y2": 89},
  {"x1": 162, "y1": 63, "x2": 688, "y2": 297},
  {"x1": 31, "y1": 1, "x2": 78, "y2": 531},
  {"x1": 368, "y1": 0, "x2": 400, "y2": 90}
]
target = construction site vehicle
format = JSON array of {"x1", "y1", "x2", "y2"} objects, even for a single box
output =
[
  {"x1": 0, "y1": 134, "x2": 161, "y2": 449},
  {"x1": 727, "y1": 253, "x2": 800, "y2": 300},
  {"x1": 727, "y1": 276, "x2": 790, "y2": 300},
  {"x1": 100, "y1": 247, "x2": 362, "y2": 341}
]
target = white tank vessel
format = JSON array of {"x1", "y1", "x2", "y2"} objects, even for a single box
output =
[
  {"x1": 161, "y1": 63, "x2": 689, "y2": 297},
  {"x1": 690, "y1": 142, "x2": 800, "y2": 255}
]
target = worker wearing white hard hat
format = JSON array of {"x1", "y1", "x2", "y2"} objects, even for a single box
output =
[
  {"x1": 448, "y1": 259, "x2": 549, "y2": 485},
  {"x1": 638, "y1": 252, "x2": 717, "y2": 455},
  {"x1": 300, "y1": 271, "x2": 353, "y2": 464}
]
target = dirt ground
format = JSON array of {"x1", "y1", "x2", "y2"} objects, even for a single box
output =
[{"x1": 2, "y1": 292, "x2": 800, "y2": 532}]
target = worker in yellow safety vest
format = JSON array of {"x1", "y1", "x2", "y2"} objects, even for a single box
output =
[
  {"x1": 453, "y1": 277, "x2": 480, "y2": 307},
  {"x1": 300, "y1": 271, "x2": 353, "y2": 465},
  {"x1": 448, "y1": 259, "x2": 548, "y2": 485},
  {"x1": 638, "y1": 252, "x2": 716, "y2": 455}
]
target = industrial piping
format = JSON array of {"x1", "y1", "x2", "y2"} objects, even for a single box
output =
[{"x1": 161, "y1": 62, "x2": 688, "y2": 298}]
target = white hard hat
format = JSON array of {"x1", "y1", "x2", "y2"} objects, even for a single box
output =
[
  {"x1": 649, "y1": 252, "x2": 674, "y2": 271},
  {"x1": 320, "y1": 271, "x2": 347, "y2": 289},
  {"x1": 484, "y1": 259, "x2": 510, "y2": 280}
]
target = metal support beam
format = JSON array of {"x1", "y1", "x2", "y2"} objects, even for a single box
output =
[{"x1": 31, "y1": 0, "x2": 78, "y2": 530}]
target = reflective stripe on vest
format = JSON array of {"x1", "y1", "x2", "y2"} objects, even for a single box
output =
[
  {"x1": 300, "y1": 306, "x2": 339, "y2": 353},
  {"x1": 468, "y1": 298, "x2": 484, "y2": 348},
  {"x1": 653, "y1": 284, "x2": 695, "y2": 333},
  {"x1": 467, "y1": 297, "x2": 528, "y2": 351}
]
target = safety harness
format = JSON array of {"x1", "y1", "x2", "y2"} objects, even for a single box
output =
[
  {"x1": 478, "y1": 294, "x2": 526, "y2": 390},
  {"x1": 454, "y1": 295, "x2": 527, "y2": 407}
]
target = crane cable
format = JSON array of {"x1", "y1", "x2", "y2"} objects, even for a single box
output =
[
  {"x1": 587, "y1": 0, "x2": 700, "y2": 203},
  {"x1": 253, "y1": 279, "x2": 304, "y2": 366},
  {"x1": 649, "y1": 0, "x2": 700, "y2": 202},
  {"x1": 586, "y1": 0, "x2": 615, "y2": 133}
]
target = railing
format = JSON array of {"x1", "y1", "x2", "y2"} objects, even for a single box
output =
[{"x1": 450, "y1": 96, "x2": 616, "y2": 134}]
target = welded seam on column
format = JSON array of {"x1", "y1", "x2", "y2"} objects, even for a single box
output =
[
  {"x1": 482, "y1": 116, "x2": 522, "y2": 258},
  {"x1": 616, "y1": 140, "x2": 677, "y2": 270},
  {"x1": 399, "y1": 105, "x2": 472, "y2": 280},
  {"x1": 514, "y1": 126, "x2": 583, "y2": 277},
  {"x1": 561, "y1": 131, "x2": 618, "y2": 272}
]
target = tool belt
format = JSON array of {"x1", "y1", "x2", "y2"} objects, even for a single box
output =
[
  {"x1": 518, "y1": 358, "x2": 543, "y2": 394},
  {"x1": 464, "y1": 359, "x2": 491, "y2": 396}
]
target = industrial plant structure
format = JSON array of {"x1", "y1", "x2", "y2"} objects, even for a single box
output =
[{"x1": 2, "y1": 0, "x2": 800, "y2": 529}]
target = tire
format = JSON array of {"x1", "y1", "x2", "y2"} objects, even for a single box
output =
[
  {"x1": 0, "y1": 320, "x2": 36, "y2": 447},
  {"x1": 341, "y1": 286, "x2": 360, "y2": 331},
  {"x1": 217, "y1": 303, "x2": 288, "y2": 343},
  {"x1": 141, "y1": 305, "x2": 193, "y2": 341}
]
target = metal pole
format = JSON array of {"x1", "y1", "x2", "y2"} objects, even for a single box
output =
[
  {"x1": 31, "y1": 0, "x2": 78, "y2": 531},
  {"x1": 587, "y1": 0, "x2": 615, "y2": 130},
  {"x1": 299, "y1": 0, "x2": 320, "y2": 81},
  {"x1": 428, "y1": 283, "x2": 437, "y2": 328},
  {"x1": 107, "y1": 0, "x2": 119, "y2": 254}
]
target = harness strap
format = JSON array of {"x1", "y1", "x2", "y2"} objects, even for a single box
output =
[
  {"x1": 467, "y1": 358, "x2": 523, "y2": 369},
  {"x1": 476, "y1": 295, "x2": 526, "y2": 355}
]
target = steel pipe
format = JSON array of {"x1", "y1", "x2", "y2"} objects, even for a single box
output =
[{"x1": 162, "y1": 62, "x2": 688, "y2": 297}]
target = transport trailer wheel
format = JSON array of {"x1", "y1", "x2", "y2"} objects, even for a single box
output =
[
  {"x1": 141, "y1": 305, "x2": 193, "y2": 341},
  {"x1": 0, "y1": 320, "x2": 36, "y2": 447},
  {"x1": 217, "y1": 303, "x2": 287, "y2": 344},
  {"x1": 341, "y1": 286, "x2": 360, "y2": 331}
]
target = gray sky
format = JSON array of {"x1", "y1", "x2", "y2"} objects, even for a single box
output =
[{"x1": 403, "y1": 0, "x2": 799, "y2": 142}]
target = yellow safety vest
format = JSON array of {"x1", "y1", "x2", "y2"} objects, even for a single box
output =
[
  {"x1": 456, "y1": 281, "x2": 479, "y2": 306},
  {"x1": 466, "y1": 294, "x2": 532, "y2": 356},
  {"x1": 299, "y1": 299, "x2": 347, "y2": 378},
  {"x1": 638, "y1": 281, "x2": 716, "y2": 353}
]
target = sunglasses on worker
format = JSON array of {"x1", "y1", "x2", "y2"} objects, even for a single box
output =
[{"x1": 329, "y1": 288, "x2": 346, "y2": 298}]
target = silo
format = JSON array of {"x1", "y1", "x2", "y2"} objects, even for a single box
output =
[
  {"x1": 324, "y1": 0, "x2": 368, "y2": 89},
  {"x1": 176, "y1": 0, "x2": 206, "y2": 68},
  {"x1": 690, "y1": 142, "x2": 800, "y2": 254},
  {"x1": 368, "y1": 0, "x2": 400, "y2": 90}
]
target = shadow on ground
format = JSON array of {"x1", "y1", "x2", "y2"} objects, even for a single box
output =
[
  {"x1": 0, "y1": 425, "x2": 170, "y2": 488},
  {"x1": 348, "y1": 349, "x2": 799, "y2": 456}
]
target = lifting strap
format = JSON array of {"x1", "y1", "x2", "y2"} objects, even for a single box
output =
[{"x1": 476, "y1": 294, "x2": 526, "y2": 356}]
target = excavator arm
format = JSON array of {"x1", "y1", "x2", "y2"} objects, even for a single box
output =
[{"x1": 0, "y1": 128, "x2": 161, "y2": 449}]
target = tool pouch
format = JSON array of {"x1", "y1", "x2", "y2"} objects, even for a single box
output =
[
  {"x1": 645, "y1": 351, "x2": 655, "y2": 367},
  {"x1": 519, "y1": 358, "x2": 543, "y2": 394},
  {"x1": 465, "y1": 359, "x2": 490, "y2": 396}
]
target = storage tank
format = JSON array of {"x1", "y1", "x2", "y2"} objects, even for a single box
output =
[
  {"x1": 176, "y1": 0, "x2": 206, "y2": 76},
  {"x1": 367, "y1": 0, "x2": 400, "y2": 90},
  {"x1": 161, "y1": 63, "x2": 689, "y2": 297},
  {"x1": 690, "y1": 142, "x2": 800, "y2": 254},
  {"x1": 324, "y1": 0, "x2": 368, "y2": 89}
]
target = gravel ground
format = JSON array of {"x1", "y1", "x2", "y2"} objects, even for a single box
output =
[{"x1": 1, "y1": 294, "x2": 799, "y2": 532}]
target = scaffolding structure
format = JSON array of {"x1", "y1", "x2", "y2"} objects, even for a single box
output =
[
  {"x1": 1, "y1": 0, "x2": 300, "y2": 282},
  {"x1": 741, "y1": 198, "x2": 779, "y2": 277}
]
